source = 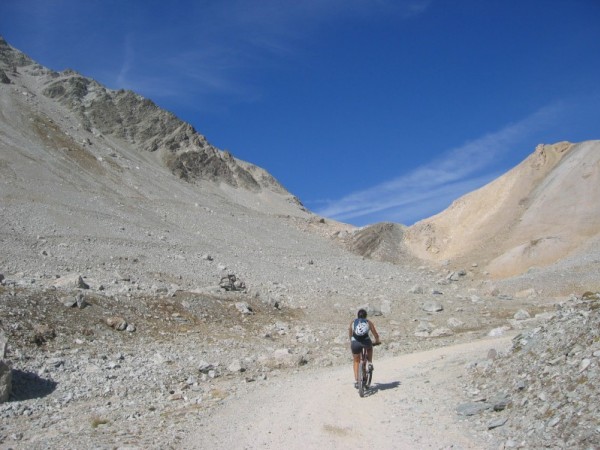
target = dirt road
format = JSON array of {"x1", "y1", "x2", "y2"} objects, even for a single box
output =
[{"x1": 184, "y1": 336, "x2": 513, "y2": 449}]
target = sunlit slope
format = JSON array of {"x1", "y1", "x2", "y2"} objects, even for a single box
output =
[{"x1": 404, "y1": 141, "x2": 600, "y2": 277}]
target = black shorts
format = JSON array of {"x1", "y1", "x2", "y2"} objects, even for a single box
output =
[{"x1": 351, "y1": 338, "x2": 373, "y2": 354}]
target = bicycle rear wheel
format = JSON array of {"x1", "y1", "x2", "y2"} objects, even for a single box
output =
[
  {"x1": 358, "y1": 362, "x2": 365, "y2": 397},
  {"x1": 366, "y1": 366, "x2": 373, "y2": 388}
]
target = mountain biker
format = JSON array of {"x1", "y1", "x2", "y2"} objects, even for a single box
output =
[{"x1": 349, "y1": 308, "x2": 381, "y2": 388}]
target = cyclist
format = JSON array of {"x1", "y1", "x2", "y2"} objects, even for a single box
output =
[{"x1": 349, "y1": 308, "x2": 381, "y2": 388}]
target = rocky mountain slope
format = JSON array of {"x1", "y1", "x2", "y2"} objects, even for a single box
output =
[
  {"x1": 0, "y1": 36, "x2": 598, "y2": 449},
  {"x1": 0, "y1": 37, "x2": 294, "y2": 197}
]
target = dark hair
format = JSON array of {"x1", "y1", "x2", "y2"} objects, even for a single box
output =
[{"x1": 357, "y1": 308, "x2": 367, "y2": 319}]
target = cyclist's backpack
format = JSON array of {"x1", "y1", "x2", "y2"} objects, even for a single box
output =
[{"x1": 353, "y1": 318, "x2": 369, "y2": 337}]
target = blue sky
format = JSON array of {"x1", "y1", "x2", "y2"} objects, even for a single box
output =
[{"x1": 2, "y1": 0, "x2": 599, "y2": 226}]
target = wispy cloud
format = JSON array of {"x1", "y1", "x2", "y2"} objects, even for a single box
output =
[
  {"x1": 314, "y1": 103, "x2": 563, "y2": 225},
  {"x1": 114, "y1": 0, "x2": 432, "y2": 109},
  {"x1": 7, "y1": 0, "x2": 431, "y2": 111},
  {"x1": 116, "y1": 34, "x2": 134, "y2": 88}
]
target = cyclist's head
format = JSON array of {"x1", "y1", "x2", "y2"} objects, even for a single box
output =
[{"x1": 357, "y1": 308, "x2": 367, "y2": 319}]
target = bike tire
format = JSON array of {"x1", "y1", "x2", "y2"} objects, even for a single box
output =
[{"x1": 358, "y1": 363, "x2": 365, "y2": 397}]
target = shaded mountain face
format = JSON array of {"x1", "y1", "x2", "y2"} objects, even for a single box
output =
[{"x1": 403, "y1": 141, "x2": 600, "y2": 278}]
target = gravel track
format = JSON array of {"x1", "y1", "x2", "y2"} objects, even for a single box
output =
[{"x1": 185, "y1": 336, "x2": 513, "y2": 450}]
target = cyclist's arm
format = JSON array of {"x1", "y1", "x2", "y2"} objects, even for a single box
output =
[
  {"x1": 348, "y1": 322, "x2": 354, "y2": 339},
  {"x1": 368, "y1": 320, "x2": 381, "y2": 343}
]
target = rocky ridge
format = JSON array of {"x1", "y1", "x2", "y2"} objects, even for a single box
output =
[{"x1": 0, "y1": 36, "x2": 294, "y2": 196}]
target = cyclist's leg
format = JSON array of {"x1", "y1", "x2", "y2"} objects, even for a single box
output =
[
  {"x1": 366, "y1": 346, "x2": 373, "y2": 363},
  {"x1": 350, "y1": 340, "x2": 362, "y2": 382}
]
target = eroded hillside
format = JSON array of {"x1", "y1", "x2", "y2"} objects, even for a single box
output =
[{"x1": 403, "y1": 141, "x2": 600, "y2": 284}]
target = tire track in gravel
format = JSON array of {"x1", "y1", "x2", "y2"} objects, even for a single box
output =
[{"x1": 184, "y1": 335, "x2": 513, "y2": 449}]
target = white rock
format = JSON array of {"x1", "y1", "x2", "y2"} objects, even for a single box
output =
[
  {"x1": 514, "y1": 309, "x2": 531, "y2": 320},
  {"x1": 579, "y1": 358, "x2": 591, "y2": 372},
  {"x1": 488, "y1": 326, "x2": 511, "y2": 337}
]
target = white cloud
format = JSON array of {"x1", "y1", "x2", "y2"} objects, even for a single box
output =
[
  {"x1": 116, "y1": 34, "x2": 134, "y2": 88},
  {"x1": 314, "y1": 103, "x2": 563, "y2": 225},
  {"x1": 116, "y1": 0, "x2": 431, "y2": 107}
]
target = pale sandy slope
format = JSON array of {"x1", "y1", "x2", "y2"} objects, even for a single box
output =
[
  {"x1": 404, "y1": 141, "x2": 600, "y2": 279},
  {"x1": 184, "y1": 336, "x2": 513, "y2": 450}
]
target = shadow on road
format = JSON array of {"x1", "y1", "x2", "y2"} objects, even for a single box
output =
[
  {"x1": 373, "y1": 381, "x2": 401, "y2": 391},
  {"x1": 363, "y1": 381, "x2": 401, "y2": 397}
]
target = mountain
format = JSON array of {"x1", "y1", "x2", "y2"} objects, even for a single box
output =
[
  {"x1": 335, "y1": 141, "x2": 600, "y2": 296},
  {"x1": 2, "y1": 34, "x2": 598, "y2": 295},
  {"x1": 0, "y1": 36, "x2": 301, "y2": 208},
  {"x1": 0, "y1": 35, "x2": 367, "y2": 303},
  {"x1": 0, "y1": 33, "x2": 600, "y2": 296},
  {"x1": 403, "y1": 141, "x2": 600, "y2": 279}
]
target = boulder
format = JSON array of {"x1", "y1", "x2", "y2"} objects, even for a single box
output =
[
  {"x1": 227, "y1": 359, "x2": 245, "y2": 373},
  {"x1": 0, "y1": 69, "x2": 9, "y2": 84},
  {"x1": 260, "y1": 348, "x2": 307, "y2": 369},
  {"x1": 488, "y1": 326, "x2": 511, "y2": 337},
  {"x1": 408, "y1": 285, "x2": 424, "y2": 294},
  {"x1": 447, "y1": 317, "x2": 464, "y2": 328},
  {"x1": 219, "y1": 274, "x2": 246, "y2": 291},
  {"x1": 60, "y1": 292, "x2": 87, "y2": 308},
  {"x1": 53, "y1": 274, "x2": 90, "y2": 289},
  {"x1": 421, "y1": 301, "x2": 443, "y2": 313},
  {"x1": 456, "y1": 402, "x2": 492, "y2": 416},
  {"x1": 106, "y1": 317, "x2": 128, "y2": 331},
  {"x1": 415, "y1": 320, "x2": 433, "y2": 337},
  {"x1": 430, "y1": 327, "x2": 454, "y2": 337},
  {"x1": 32, "y1": 324, "x2": 56, "y2": 345},
  {"x1": 0, "y1": 330, "x2": 7, "y2": 358},
  {"x1": 76, "y1": 292, "x2": 88, "y2": 309},
  {"x1": 235, "y1": 302, "x2": 253, "y2": 315},
  {"x1": 0, "y1": 359, "x2": 11, "y2": 403},
  {"x1": 513, "y1": 309, "x2": 531, "y2": 320},
  {"x1": 198, "y1": 361, "x2": 217, "y2": 374},
  {"x1": 515, "y1": 288, "x2": 537, "y2": 298},
  {"x1": 0, "y1": 331, "x2": 11, "y2": 403}
]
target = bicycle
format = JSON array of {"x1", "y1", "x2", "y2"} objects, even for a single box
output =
[{"x1": 357, "y1": 342, "x2": 380, "y2": 397}]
